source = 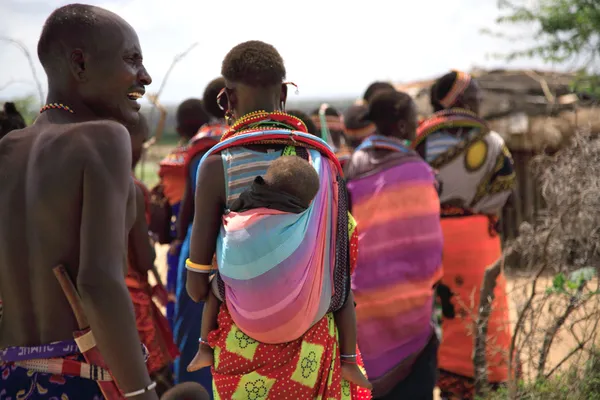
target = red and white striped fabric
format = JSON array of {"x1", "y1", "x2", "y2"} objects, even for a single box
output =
[{"x1": 14, "y1": 357, "x2": 113, "y2": 381}]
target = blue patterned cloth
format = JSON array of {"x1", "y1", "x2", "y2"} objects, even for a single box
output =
[
  {"x1": 1, "y1": 354, "x2": 103, "y2": 400},
  {"x1": 166, "y1": 201, "x2": 181, "y2": 330},
  {"x1": 172, "y1": 155, "x2": 213, "y2": 398}
]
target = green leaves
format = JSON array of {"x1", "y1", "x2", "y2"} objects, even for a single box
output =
[
  {"x1": 546, "y1": 267, "x2": 596, "y2": 294},
  {"x1": 551, "y1": 272, "x2": 567, "y2": 293},
  {"x1": 570, "y1": 71, "x2": 600, "y2": 98},
  {"x1": 490, "y1": 0, "x2": 600, "y2": 69},
  {"x1": 569, "y1": 266, "x2": 595, "y2": 287}
]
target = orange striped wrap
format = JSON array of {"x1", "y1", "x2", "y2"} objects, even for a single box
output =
[{"x1": 438, "y1": 215, "x2": 511, "y2": 383}]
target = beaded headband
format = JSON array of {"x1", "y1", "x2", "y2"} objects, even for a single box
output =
[
  {"x1": 311, "y1": 115, "x2": 344, "y2": 132},
  {"x1": 439, "y1": 70, "x2": 472, "y2": 109},
  {"x1": 344, "y1": 123, "x2": 377, "y2": 140}
]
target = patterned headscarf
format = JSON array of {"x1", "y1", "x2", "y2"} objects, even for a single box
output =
[{"x1": 438, "y1": 70, "x2": 472, "y2": 109}]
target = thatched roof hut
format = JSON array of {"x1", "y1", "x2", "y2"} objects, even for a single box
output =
[{"x1": 394, "y1": 69, "x2": 600, "y2": 152}]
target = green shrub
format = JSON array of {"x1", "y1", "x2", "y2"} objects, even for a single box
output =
[{"x1": 478, "y1": 350, "x2": 600, "y2": 399}]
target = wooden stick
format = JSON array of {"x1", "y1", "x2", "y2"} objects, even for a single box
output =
[{"x1": 53, "y1": 265, "x2": 88, "y2": 330}]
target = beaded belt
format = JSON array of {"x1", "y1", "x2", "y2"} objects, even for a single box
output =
[
  {"x1": 1, "y1": 339, "x2": 149, "y2": 364},
  {"x1": 13, "y1": 357, "x2": 114, "y2": 381},
  {"x1": 0, "y1": 339, "x2": 79, "y2": 363}
]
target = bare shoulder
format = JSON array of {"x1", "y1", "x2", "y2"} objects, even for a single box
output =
[
  {"x1": 196, "y1": 153, "x2": 225, "y2": 203},
  {"x1": 199, "y1": 154, "x2": 224, "y2": 175},
  {"x1": 198, "y1": 154, "x2": 225, "y2": 188},
  {"x1": 66, "y1": 120, "x2": 131, "y2": 158}
]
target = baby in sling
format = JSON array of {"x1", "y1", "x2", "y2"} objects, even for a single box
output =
[{"x1": 187, "y1": 155, "x2": 371, "y2": 389}]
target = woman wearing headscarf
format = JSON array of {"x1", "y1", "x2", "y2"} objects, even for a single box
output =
[{"x1": 413, "y1": 70, "x2": 516, "y2": 399}]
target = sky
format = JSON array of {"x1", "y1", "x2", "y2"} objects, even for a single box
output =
[{"x1": 0, "y1": 0, "x2": 559, "y2": 106}]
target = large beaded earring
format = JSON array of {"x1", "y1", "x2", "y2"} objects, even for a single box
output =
[{"x1": 225, "y1": 109, "x2": 235, "y2": 125}]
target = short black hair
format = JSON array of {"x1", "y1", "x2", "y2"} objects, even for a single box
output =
[
  {"x1": 176, "y1": 98, "x2": 209, "y2": 139},
  {"x1": 286, "y1": 109, "x2": 318, "y2": 135},
  {"x1": 430, "y1": 71, "x2": 458, "y2": 111},
  {"x1": 363, "y1": 81, "x2": 396, "y2": 103},
  {"x1": 37, "y1": 4, "x2": 114, "y2": 72},
  {"x1": 264, "y1": 156, "x2": 320, "y2": 208},
  {"x1": 160, "y1": 382, "x2": 210, "y2": 400},
  {"x1": 202, "y1": 77, "x2": 226, "y2": 119},
  {"x1": 344, "y1": 104, "x2": 370, "y2": 130},
  {"x1": 366, "y1": 90, "x2": 414, "y2": 125},
  {"x1": 221, "y1": 40, "x2": 286, "y2": 87},
  {"x1": 0, "y1": 102, "x2": 26, "y2": 139}
]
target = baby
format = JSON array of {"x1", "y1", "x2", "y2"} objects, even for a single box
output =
[{"x1": 187, "y1": 155, "x2": 371, "y2": 389}]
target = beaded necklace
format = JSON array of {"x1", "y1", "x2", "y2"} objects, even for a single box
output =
[
  {"x1": 39, "y1": 103, "x2": 75, "y2": 114},
  {"x1": 221, "y1": 110, "x2": 308, "y2": 142}
]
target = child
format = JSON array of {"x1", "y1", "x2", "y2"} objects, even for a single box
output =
[
  {"x1": 187, "y1": 155, "x2": 372, "y2": 389},
  {"x1": 160, "y1": 382, "x2": 210, "y2": 400}
]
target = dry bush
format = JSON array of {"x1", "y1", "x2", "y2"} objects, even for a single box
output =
[{"x1": 475, "y1": 128, "x2": 600, "y2": 399}]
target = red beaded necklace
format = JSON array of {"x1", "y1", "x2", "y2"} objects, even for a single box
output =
[
  {"x1": 39, "y1": 103, "x2": 75, "y2": 114},
  {"x1": 221, "y1": 110, "x2": 307, "y2": 142}
]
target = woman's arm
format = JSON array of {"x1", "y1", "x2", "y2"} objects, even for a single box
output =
[{"x1": 186, "y1": 155, "x2": 225, "y2": 302}]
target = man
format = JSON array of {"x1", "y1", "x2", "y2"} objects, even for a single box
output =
[
  {"x1": 185, "y1": 40, "x2": 371, "y2": 399},
  {"x1": 345, "y1": 90, "x2": 444, "y2": 400},
  {"x1": 0, "y1": 4, "x2": 157, "y2": 399}
]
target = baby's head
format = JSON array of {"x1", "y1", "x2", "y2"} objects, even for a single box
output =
[
  {"x1": 264, "y1": 156, "x2": 320, "y2": 208},
  {"x1": 160, "y1": 382, "x2": 210, "y2": 400}
]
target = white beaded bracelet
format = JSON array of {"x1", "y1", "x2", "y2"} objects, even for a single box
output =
[{"x1": 123, "y1": 381, "x2": 157, "y2": 398}]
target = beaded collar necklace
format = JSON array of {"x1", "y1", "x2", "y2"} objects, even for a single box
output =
[
  {"x1": 39, "y1": 103, "x2": 75, "y2": 114},
  {"x1": 221, "y1": 110, "x2": 308, "y2": 142}
]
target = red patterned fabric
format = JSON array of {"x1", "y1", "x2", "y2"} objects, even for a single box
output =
[
  {"x1": 208, "y1": 304, "x2": 372, "y2": 400},
  {"x1": 126, "y1": 179, "x2": 179, "y2": 374}
]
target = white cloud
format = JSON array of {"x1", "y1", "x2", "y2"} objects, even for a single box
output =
[{"x1": 0, "y1": 0, "x2": 557, "y2": 106}]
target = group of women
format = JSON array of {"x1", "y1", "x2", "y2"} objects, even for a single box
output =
[{"x1": 145, "y1": 39, "x2": 515, "y2": 400}]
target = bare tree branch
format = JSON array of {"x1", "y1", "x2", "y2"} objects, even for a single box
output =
[
  {"x1": 473, "y1": 250, "x2": 509, "y2": 397},
  {"x1": 0, "y1": 79, "x2": 35, "y2": 93},
  {"x1": 0, "y1": 37, "x2": 44, "y2": 105},
  {"x1": 147, "y1": 41, "x2": 198, "y2": 138},
  {"x1": 139, "y1": 42, "x2": 198, "y2": 182},
  {"x1": 536, "y1": 282, "x2": 587, "y2": 379}
]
